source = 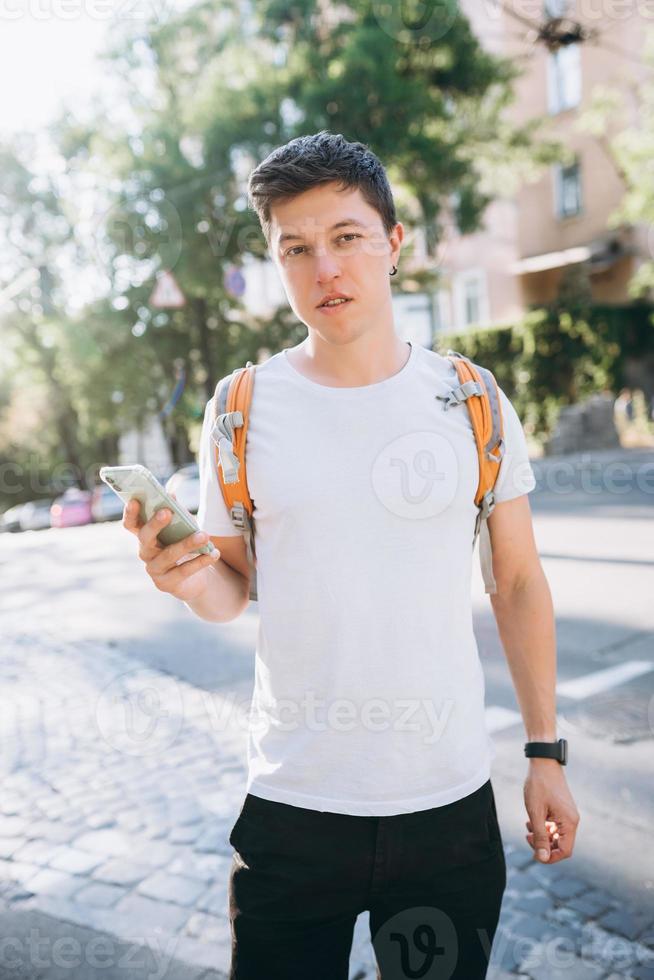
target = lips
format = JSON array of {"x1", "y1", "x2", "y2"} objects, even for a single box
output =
[
  {"x1": 317, "y1": 298, "x2": 354, "y2": 316},
  {"x1": 320, "y1": 299, "x2": 351, "y2": 308},
  {"x1": 317, "y1": 294, "x2": 352, "y2": 308}
]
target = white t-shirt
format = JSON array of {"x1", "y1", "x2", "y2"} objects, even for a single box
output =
[{"x1": 196, "y1": 342, "x2": 536, "y2": 816}]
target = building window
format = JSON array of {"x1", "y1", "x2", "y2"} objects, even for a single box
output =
[
  {"x1": 453, "y1": 270, "x2": 489, "y2": 330},
  {"x1": 547, "y1": 44, "x2": 581, "y2": 114},
  {"x1": 435, "y1": 290, "x2": 451, "y2": 334},
  {"x1": 554, "y1": 160, "x2": 583, "y2": 218},
  {"x1": 464, "y1": 278, "x2": 481, "y2": 326}
]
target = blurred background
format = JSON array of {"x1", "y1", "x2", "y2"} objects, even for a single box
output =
[
  {"x1": 1, "y1": 3, "x2": 653, "y2": 980},
  {"x1": 1, "y1": 0, "x2": 654, "y2": 528}
]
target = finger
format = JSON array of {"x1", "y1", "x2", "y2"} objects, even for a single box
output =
[
  {"x1": 138, "y1": 507, "x2": 173, "y2": 556},
  {"x1": 531, "y1": 820, "x2": 552, "y2": 862},
  {"x1": 526, "y1": 830, "x2": 560, "y2": 850},
  {"x1": 526, "y1": 845, "x2": 565, "y2": 863},
  {"x1": 148, "y1": 530, "x2": 217, "y2": 576},
  {"x1": 526, "y1": 820, "x2": 557, "y2": 832},
  {"x1": 549, "y1": 825, "x2": 576, "y2": 860},
  {"x1": 527, "y1": 820, "x2": 571, "y2": 860},
  {"x1": 543, "y1": 847, "x2": 570, "y2": 864},
  {"x1": 153, "y1": 551, "x2": 220, "y2": 591},
  {"x1": 122, "y1": 498, "x2": 143, "y2": 534},
  {"x1": 526, "y1": 832, "x2": 559, "y2": 850}
]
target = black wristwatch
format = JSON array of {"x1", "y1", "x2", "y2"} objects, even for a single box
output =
[{"x1": 524, "y1": 738, "x2": 568, "y2": 765}]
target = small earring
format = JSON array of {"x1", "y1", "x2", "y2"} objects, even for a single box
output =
[{"x1": 390, "y1": 265, "x2": 398, "y2": 276}]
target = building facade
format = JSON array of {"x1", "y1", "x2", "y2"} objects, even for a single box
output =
[{"x1": 439, "y1": 0, "x2": 653, "y2": 333}]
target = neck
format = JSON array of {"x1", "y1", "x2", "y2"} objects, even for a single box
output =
[{"x1": 290, "y1": 330, "x2": 411, "y2": 388}]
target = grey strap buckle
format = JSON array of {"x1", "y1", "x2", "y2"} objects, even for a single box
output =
[
  {"x1": 211, "y1": 411, "x2": 244, "y2": 485},
  {"x1": 473, "y1": 489, "x2": 496, "y2": 541},
  {"x1": 231, "y1": 502, "x2": 257, "y2": 568},
  {"x1": 485, "y1": 437, "x2": 505, "y2": 463},
  {"x1": 480, "y1": 489, "x2": 496, "y2": 520},
  {"x1": 211, "y1": 410, "x2": 243, "y2": 444},
  {"x1": 436, "y1": 380, "x2": 484, "y2": 411},
  {"x1": 230, "y1": 501, "x2": 248, "y2": 531}
]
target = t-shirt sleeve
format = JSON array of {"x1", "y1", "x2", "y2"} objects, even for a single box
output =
[
  {"x1": 492, "y1": 388, "x2": 537, "y2": 503},
  {"x1": 195, "y1": 397, "x2": 242, "y2": 536}
]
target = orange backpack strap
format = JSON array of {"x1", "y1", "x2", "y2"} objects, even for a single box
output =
[
  {"x1": 436, "y1": 349, "x2": 505, "y2": 594},
  {"x1": 210, "y1": 362, "x2": 258, "y2": 601}
]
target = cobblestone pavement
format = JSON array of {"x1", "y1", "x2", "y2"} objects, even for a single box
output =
[{"x1": 0, "y1": 631, "x2": 652, "y2": 979}]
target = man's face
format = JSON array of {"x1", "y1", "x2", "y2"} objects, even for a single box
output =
[{"x1": 268, "y1": 182, "x2": 403, "y2": 345}]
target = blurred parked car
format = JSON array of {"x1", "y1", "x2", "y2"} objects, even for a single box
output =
[
  {"x1": 165, "y1": 462, "x2": 200, "y2": 514},
  {"x1": 92, "y1": 483, "x2": 125, "y2": 522},
  {"x1": 19, "y1": 500, "x2": 54, "y2": 531},
  {"x1": 0, "y1": 504, "x2": 26, "y2": 533},
  {"x1": 50, "y1": 488, "x2": 93, "y2": 528}
]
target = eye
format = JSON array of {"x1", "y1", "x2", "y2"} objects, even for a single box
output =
[{"x1": 285, "y1": 233, "x2": 362, "y2": 258}]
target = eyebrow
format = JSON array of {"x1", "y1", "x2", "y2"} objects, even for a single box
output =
[{"x1": 277, "y1": 218, "x2": 368, "y2": 246}]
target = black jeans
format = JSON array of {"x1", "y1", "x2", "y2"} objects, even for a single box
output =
[{"x1": 227, "y1": 778, "x2": 506, "y2": 979}]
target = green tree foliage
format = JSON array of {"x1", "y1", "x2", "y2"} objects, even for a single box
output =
[
  {"x1": 440, "y1": 302, "x2": 653, "y2": 443},
  {"x1": 0, "y1": 0, "x2": 564, "y2": 506}
]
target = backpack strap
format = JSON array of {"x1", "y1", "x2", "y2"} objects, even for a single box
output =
[
  {"x1": 436, "y1": 349, "x2": 505, "y2": 595},
  {"x1": 210, "y1": 362, "x2": 258, "y2": 601}
]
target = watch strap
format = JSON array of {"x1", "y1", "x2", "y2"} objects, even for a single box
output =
[{"x1": 524, "y1": 738, "x2": 567, "y2": 765}]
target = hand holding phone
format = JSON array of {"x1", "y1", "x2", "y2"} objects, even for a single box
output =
[
  {"x1": 101, "y1": 463, "x2": 222, "y2": 602},
  {"x1": 123, "y1": 497, "x2": 222, "y2": 602}
]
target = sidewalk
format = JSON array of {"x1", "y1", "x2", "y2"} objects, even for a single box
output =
[{"x1": 0, "y1": 629, "x2": 652, "y2": 979}]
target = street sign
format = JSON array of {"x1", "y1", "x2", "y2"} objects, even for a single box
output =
[
  {"x1": 150, "y1": 270, "x2": 186, "y2": 309},
  {"x1": 224, "y1": 264, "x2": 246, "y2": 299}
]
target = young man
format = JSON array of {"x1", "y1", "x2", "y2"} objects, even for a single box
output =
[{"x1": 125, "y1": 132, "x2": 579, "y2": 979}]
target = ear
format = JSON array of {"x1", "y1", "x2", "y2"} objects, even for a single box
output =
[{"x1": 390, "y1": 221, "x2": 405, "y2": 264}]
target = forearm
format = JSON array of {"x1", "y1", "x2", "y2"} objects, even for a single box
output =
[
  {"x1": 184, "y1": 559, "x2": 250, "y2": 623},
  {"x1": 490, "y1": 565, "x2": 557, "y2": 741}
]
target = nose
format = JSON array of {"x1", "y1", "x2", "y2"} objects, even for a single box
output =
[{"x1": 315, "y1": 249, "x2": 342, "y2": 283}]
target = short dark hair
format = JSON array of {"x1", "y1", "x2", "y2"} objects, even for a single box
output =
[{"x1": 247, "y1": 131, "x2": 397, "y2": 248}]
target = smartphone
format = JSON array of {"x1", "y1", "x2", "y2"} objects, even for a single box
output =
[{"x1": 99, "y1": 463, "x2": 218, "y2": 557}]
